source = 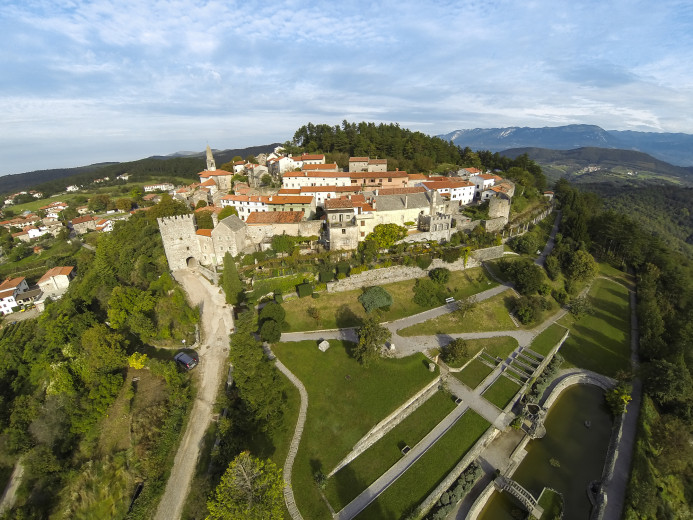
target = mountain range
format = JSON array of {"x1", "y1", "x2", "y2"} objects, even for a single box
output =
[{"x1": 439, "y1": 124, "x2": 693, "y2": 166}]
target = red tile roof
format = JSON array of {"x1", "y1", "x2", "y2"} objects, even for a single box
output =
[
  {"x1": 71, "y1": 215, "x2": 95, "y2": 224},
  {"x1": 0, "y1": 276, "x2": 25, "y2": 291},
  {"x1": 199, "y1": 169, "x2": 233, "y2": 178},
  {"x1": 302, "y1": 163, "x2": 339, "y2": 171},
  {"x1": 349, "y1": 157, "x2": 369, "y2": 162},
  {"x1": 421, "y1": 180, "x2": 474, "y2": 190},
  {"x1": 349, "y1": 171, "x2": 407, "y2": 179},
  {"x1": 246, "y1": 211, "x2": 304, "y2": 224},
  {"x1": 324, "y1": 199, "x2": 354, "y2": 210},
  {"x1": 37, "y1": 266, "x2": 73, "y2": 284},
  {"x1": 378, "y1": 187, "x2": 426, "y2": 195},
  {"x1": 368, "y1": 159, "x2": 387, "y2": 164},
  {"x1": 196, "y1": 229, "x2": 213, "y2": 237},
  {"x1": 266, "y1": 195, "x2": 313, "y2": 205}
]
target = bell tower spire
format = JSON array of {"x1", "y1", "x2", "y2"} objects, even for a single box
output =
[{"x1": 206, "y1": 144, "x2": 216, "y2": 171}]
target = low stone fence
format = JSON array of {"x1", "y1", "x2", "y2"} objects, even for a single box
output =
[
  {"x1": 590, "y1": 408, "x2": 627, "y2": 520},
  {"x1": 410, "y1": 423, "x2": 501, "y2": 519},
  {"x1": 541, "y1": 371, "x2": 615, "y2": 409},
  {"x1": 326, "y1": 245, "x2": 504, "y2": 293},
  {"x1": 328, "y1": 377, "x2": 441, "y2": 477}
]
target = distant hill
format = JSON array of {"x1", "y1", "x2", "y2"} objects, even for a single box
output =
[
  {"x1": 439, "y1": 124, "x2": 693, "y2": 166},
  {"x1": 498, "y1": 147, "x2": 693, "y2": 185},
  {"x1": 0, "y1": 144, "x2": 280, "y2": 197}
]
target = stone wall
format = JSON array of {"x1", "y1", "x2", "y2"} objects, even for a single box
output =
[
  {"x1": 328, "y1": 378, "x2": 441, "y2": 477},
  {"x1": 398, "y1": 228, "x2": 452, "y2": 244},
  {"x1": 412, "y1": 420, "x2": 501, "y2": 519},
  {"x1": 326, "y1": 245, "x2": 504, "y2": 293},
  {"x1": 466, "y1": 481, "x2": 498, "y2": 520},
  {"x1": 246, "y1": 220, "x2": 322, "y2": 245}
]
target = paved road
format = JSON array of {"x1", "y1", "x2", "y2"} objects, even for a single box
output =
[{"x1": 154, "y1": 269, "x2": 234, "y2": 520}]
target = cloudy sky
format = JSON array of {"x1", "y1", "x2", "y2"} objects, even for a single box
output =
[{"x1": 1, "y1": 0, "x2": 692, "y2": 175}]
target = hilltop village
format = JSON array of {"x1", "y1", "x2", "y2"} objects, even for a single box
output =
[{"x1": 158, "y1": 146, "x2": 516, "y2": 270}]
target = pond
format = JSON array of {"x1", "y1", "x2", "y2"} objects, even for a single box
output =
[{"x1": 478, "y1": 384, "x2": 613, "y2": 520}]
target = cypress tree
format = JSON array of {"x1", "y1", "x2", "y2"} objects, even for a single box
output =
[{"x1": 222, "y1": 252, "x2": 244, "y2": 305}]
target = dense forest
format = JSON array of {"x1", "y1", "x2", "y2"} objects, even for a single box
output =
[
  {"x1": 552, "y1": 179, "x2": 693, "y2": 519},
  {"x1": 0, "y1": 207, "x2": 199, "y2": 518},
  {"x1": 580, "y1": 182, "x2": 693, "y2": 258}
]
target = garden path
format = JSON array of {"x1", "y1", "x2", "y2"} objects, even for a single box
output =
[{"x1": 534, "y1": 210, "x2": 561, "y2": 267}]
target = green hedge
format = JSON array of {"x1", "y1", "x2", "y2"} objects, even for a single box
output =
[{"x1": 296, "y1": 283, "x2": 313, "y2": 298}]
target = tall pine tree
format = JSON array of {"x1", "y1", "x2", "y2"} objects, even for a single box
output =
[{"x1": 222, "y1": 252, "x2": 244, "y2": 305}]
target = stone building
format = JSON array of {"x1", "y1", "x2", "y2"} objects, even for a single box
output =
[{"x1": 157, "y1": 213, "x2": 248, "y2": 270}]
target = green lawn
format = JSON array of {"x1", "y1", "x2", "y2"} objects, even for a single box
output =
[
  {"x1": 443, "y1": 336, "x2": 518, "y2": 368},
  {"x1": 557, "y1": 278, "x2": 631, "y2": 377},
  {"x1": 482, "y1": 376, "x2": 522, "y2": 409},
  {"x1": 356, "y1": 411, "x2": 491, "y2": 520},
  {"x1": 272, "y1": 340, "x2": 438, "y2": 520},
  {"x1": 529, "y1": 324, "x2": 568, "y2": 356},
  {"x1": 453, "y1": 358, "x2": 495, "y2": 389},
  {"x1": 325, "y1": 391, "x2": 456, "y2": 511},
  {"x1": 282, "y1": 268, "x2": 496, "y2": 332},
  {"x1": 534, "y1": 488, "x2": 563, "y2": 520},
  {"x1": 398, "y1": 290, "x2": 516, "y2": 336}
]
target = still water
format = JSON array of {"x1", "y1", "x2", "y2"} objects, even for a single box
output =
[{"x1": 478, "y1": 384, "x2": 613, "y2": 520}]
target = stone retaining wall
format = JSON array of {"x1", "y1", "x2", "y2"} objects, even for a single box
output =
[
  {"x1": 410, "y1": 423, "x2": 501, "y2": 519},
  {"x1": 326, "y1": 245, "x2": 504, "y2": 293},
  {"x1": 463, "y1": 479, "x2": 497, "y2": 520},
  {"x1": 328, "y1": 377, "x2": 441, "y2": 477}
]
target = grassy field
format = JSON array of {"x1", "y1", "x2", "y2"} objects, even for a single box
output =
[
  {"x1": 453, "y1": 359, "x2": 495, "y2": 389},
  {"x1": 444, "y1": 336, "x2": 518, "y2": 368},
  {"x1": 482, "y1": 376, "x2": 522, "y2": 409},
  {"x1": 356, "y1": 411, "x2": 491, "y2": 520},
  {"x1": 529, "y1": 324, "x2": 568, "y2": 356},
  {"x1": 558, "y1": 278, "x2": 631, "y2": 377},
  {"x1": 272, "y1": 340, "x2": 437, "y2": 520},
  {"x1": 282, "y1": 268, "x2": 496, "y2": 332},
  {"x1": 534, "y1": 488, "x2": 563, "y2": 520},
  {"x1": 397, "y1": 290, "x2": 516, "y2": 336},
  {"x1": 324, "y1": 391, "x2": 456, "y2": 511}
]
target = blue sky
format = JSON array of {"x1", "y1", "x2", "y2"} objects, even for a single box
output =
[{"x1": 1, "y1": 0, "x2": 692, "y2": 175}]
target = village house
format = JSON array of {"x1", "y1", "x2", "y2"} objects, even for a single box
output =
[
  {"x1": 70, "y1": 215, "x2": 97, "y2": 234},
  {"x1": 419, "y1": 179, "x2": 476, "y2": 205},
  {"x1": 219, "y1": 194, "x2": 316, "y2": 220},
  {"x1": 0, "y1": 277, "x2": 30, "y2": 315},
  {"x1": 144, "y1": 183, "x2": 175, "y2": 193},
  {"x1": 35, "y1": 266, "x2": 75, "y2": 311}
]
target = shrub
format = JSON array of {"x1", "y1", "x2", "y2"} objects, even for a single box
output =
[
  {"x1": 296, "y1": 283, "x2": 313, "y2": 298},
  {"x1": 441, "y1": 339, "x2": 468, "y2": 364},
  {"x1": 510, "y1": 233, "x2": 539, "y2": 255},
  {"x1": 314, "y1": 283, "x2": 327, "y2": 292},
  {"x1": 318, "y1": 269, "x2": 334, "y2": 283},
  {"x1": 336, "y1": 273, "x2": 346, "y2": 280},
  {"x1": 416, "y1": 255, "x2": 433, "y2": 270},
  {"x1": 311, "y1": 293, "x2": 320, "y2": 299},
  {"x1": 429, "y1": 267, "x2": 451, "y2": 285},
  {"x1": 551, "y1": 288, "x2": 568, "y2": 305},
  {"x1": 336, "y1": 262, "x2": 350, "y2": 275},
  {"x1": 413, "y1": 278, "x2": 445, "y2": 307},
  {"x1": 538, "y1": 283, "x2": 552, "y2": 296},
  {"x1": 358, "y1": 286, "x2": 393, "y2": 313},
  {"x1": 274, "y1": 293, "x2": 283, "y2": 303},
  {"x1": 442, "y1": 248, "x2": 462, "y2": 263}
]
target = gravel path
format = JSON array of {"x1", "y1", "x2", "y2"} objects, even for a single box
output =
[
  {"x1": 0, "y1": 459, "x2": 23, "y2": 515},
  {"x1": 154, "y1": 269, "x2": 234, "y2": 520},
  {"x1": 271, "y1": 353, "x2": 308, "y2": 520}
]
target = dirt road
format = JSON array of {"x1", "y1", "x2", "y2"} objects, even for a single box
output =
[{"x1": 154, "y1": 269, "x2": 234, "y2": 520}]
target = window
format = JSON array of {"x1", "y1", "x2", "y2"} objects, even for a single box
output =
[
  {"x1": 388, "y1": 178, "x2": 392, "y2": 182},
  {"x1": 361, "y1": 232, "x2": 365, "y2": 237},
  {"x1": 342, "y1": 229, "x2": 346, "y2": 234}
]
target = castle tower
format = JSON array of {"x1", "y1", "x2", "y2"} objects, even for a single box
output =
[
  {"x1": 157, "y1": 215, "x2": 201, "y2": 270},
  {"x1": 206, "y1": 145, "x2": 216, "y2": 171}
]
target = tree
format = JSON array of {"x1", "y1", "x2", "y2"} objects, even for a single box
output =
[
  {"x1": 230, "y1": 313, "x2": 285, "y2": 429},
  {"x1": 271, "y1": 234, "x2": 294, "y2": 254},
  {"x1": 510, "y1": 233, "x2": 539, "y2": 255},
  {"x1": 115, "y1": 198, "x2": 134, "y2": 212},
  {"x1": 455, "y1": 297, "x2": 477, "y2": 318},
  {"x1": 429, "y1": 267, "x2": 450, "y2": 285},
  {"x1": 307, "y1": 305, "x2": 321, "y2": 324},
  {"x1": 355, "y1": 313, "x2": 391, "y2": 366},
  {"x1": 605, "y1": 382, "x2": 632, "y2": 416},
  {"x1": 358, "y1": 286, "x2": 393, "y2": 313},
  {"x1": 259, "y1": 302, "x2": 286, "y2": 325},
  {"x1": 88, "y1": 194, "x2": 112, "y2": 212},
  {"x1": 442, "y1": 339, "x2": 468, "y2": 364},
  {"x1": 146, "y1": 194, "x2": 190, "y2": 219},
  {"x1": 260, "y1": 174, "x2": 273, "y2": 186},
  {"x1": 544, "y1": 255, "x2": 561, "y2": 280},
  {"x1": 246, "y1": 155, "x2": 259, "y2": 164},
  {"x1": 222, "y1": 253, "x2": 244, "y2": 305},
  {"x1": 206, "y1": 451, "x2": 284, "y2": 520},
  {"x1": 565, "y1": 250, "x2": 598, "y2": 281},
  {"x1": 364, "y1": 224, "x2": 407, "y2": 249},
  {"x1": 503, "y1": 258, "x2": 545, "y2": 295},
  {"x1": 218, "y1": 206, "x2": 238, "y2": 220},
  {"x1": 568, "y1": 296, "x2": 593, "y2": 318},
  {"x1": 80, "y1": 324, "x2": 128, "y2": 382},
  {"x1": 259, "y1": 320, "x2": 281, "y2": 343},
  {"x1": 196, "y1": 211, "x2": 214, "y2": 229},
  {"x1": 130, "y1": 187, "x2": 143, "y2": 200},
  {"x1": 196, "y1": 200, "x2": 208, "y2": 209}
]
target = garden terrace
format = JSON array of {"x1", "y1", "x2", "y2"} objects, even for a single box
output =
[
  {"x1": 453, "y1": 358, "x2": 496, "y2": 389},
  {"x1": 271, "y1": 340, "x2": 438, "y2": 520}
]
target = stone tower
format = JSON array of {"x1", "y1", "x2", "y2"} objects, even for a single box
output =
[
  {"x1": 157, "y1": 214, "x2": 201, "y2": 270},
  {"x1": 206, "y1": 145, "x2": 216, "y2": 172}
]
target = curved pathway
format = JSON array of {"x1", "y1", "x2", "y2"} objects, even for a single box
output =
[{"x1": 272, "y1": 354, "x2": 308, "y2": 520}]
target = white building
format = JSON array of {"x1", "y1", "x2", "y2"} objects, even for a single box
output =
[
  {"x1": 144, "y1": 183, "x2": 175, "y2": 193},
  {"x1": 0, "y1": 277, "x2": 30, "y2": 315},
  {"x1": 420, "y1": 180, "x2": 476, "y2": 205},
  {"x1": 66, "y1": 185, "x2": 80, "y2": 192}
]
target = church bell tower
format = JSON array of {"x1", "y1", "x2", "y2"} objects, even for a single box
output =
[{"x1": 206, "y1": 145, "x2": 216, "y2": 171}]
